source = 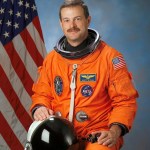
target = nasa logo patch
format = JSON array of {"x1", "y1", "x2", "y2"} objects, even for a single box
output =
[
  {"x1": 81, "y1": 85, "x2": 93, "y2": 97},
  {"x1": 54, "y1": 76, "x2": 63, "y2": 96}
]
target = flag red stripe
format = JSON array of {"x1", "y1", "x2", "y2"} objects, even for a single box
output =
[
  {"x1": 32, "y1": 16, "x2": 44, "y2": 41},
  {"x1": 20, "y1": 27, "x2": 44, "y2": 67},
  {"x1": 0, "y1": 0, "x2": 46, "y2": 148},
  {"x1": 0, "y1": 112, "x2": 24, "y2": 150},
  {"x1": 0, "y1": 66, "x2": 32, "y2": 131},
  {"x1": 4, "y1": 42, "x2": 33, "y2": 96}
]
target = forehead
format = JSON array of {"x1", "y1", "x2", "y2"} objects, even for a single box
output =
[{"x1": 61, "y1": 5, "x2": 84, "y2": 18}]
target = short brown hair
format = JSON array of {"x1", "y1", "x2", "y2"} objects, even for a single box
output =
[{"x1": 59, "y1": 0, "x2": 90, "y2": 20}]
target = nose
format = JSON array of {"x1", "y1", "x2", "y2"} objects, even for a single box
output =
[{"x1": 70, "y1": 20, "x2": 77, "y2": 28}]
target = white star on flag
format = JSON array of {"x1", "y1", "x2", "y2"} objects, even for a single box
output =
[{"x1": 0, "y1": 0, "x2": 47, "y2": 149}]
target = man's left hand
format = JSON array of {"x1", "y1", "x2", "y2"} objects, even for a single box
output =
[{"x1": 92, "y1": 125, "x2": 121, "y2": 147}]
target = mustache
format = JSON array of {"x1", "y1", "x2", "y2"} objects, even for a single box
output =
[{"x1": 67, "y1": 27, "x2": 80, "y2": 32}]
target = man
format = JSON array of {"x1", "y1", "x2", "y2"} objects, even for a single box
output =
[{"x1": 30, "y1": 0, "x2": 138, "y2": 149}]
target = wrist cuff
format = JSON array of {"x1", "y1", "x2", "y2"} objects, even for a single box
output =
[
  {"x1": 109, "y1": 122, "x2": 129, "y2": 136},
  {"x1": 31, "y1": 105, "x2": 42, "y2": 118}
]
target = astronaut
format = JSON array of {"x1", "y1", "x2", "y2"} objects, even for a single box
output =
[{"x1": 30, "y1": 0, "x2": 138, "y2": 149}]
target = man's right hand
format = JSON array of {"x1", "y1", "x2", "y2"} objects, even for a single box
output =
[{"x1": 33, "y1": 106, "x2": 54, "y2": 121}]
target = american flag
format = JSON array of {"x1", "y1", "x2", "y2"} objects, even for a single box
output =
[
  {"x1": 112, "y1": 55, "x2": 126, "y2": 70},
  {"x1": 0, "y1": 0, "x2": 47, "y2": 149}
]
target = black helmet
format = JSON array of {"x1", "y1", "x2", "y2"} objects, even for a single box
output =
[{"x1": 25, "y1": 116, "x2": 78, "y2": 150}]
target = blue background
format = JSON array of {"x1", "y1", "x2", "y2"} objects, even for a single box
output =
[{"x1": 35, "y1": 0, "x2": 150, "y2": 149}]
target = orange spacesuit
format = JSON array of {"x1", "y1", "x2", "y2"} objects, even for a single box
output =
[{"x1": 30, "y1": 41, "x2": 138, "y2": 149}]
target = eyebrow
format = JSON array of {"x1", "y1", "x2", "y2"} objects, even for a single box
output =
[{"x1": 62, "y1": 16, "x2": 82, "y2": 20}]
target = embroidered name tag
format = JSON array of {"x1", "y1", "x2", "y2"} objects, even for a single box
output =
[{"x1": 80, "y1": 74, "x2": 96, "y2": 82}]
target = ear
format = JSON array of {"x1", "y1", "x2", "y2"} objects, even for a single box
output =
[
  {"x1": 87, "y1": 16, "x2": 91, "y2": 27},
  {"x1": 59, "y1": 19, "x2": 63, "y2": 29}
]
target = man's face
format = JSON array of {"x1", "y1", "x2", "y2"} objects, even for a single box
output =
[{"x1": 60, "y1": 5, "x2": 91, "y2": 46}]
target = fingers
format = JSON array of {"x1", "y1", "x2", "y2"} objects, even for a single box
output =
[
  {"x1": 33, "y1": 106, "x2": 54, "y2": 121},
  {"x1": 48, "y1": 109, "x2": 54, "y2": 115},
  {"x1": 95, "y1": 130, "x2": 117, "y2": 147},
  {"x1": 98, "y1": 136, "x2": 114, "y2": 147},
  {"x1": 97, "y1": 132, "x2": 109, "y2": 145}
]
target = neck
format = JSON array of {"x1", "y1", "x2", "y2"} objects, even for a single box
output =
[{"x1": 65, "y1": 35, "x2": 90, "y2": 52}]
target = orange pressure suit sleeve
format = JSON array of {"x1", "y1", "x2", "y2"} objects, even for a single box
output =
[
  {"x1": 30, "y1": 55, "x2": 53, "y2": 112},
  {"x1": 107, "y1": 49, "x2": 138, "y2": 132}
]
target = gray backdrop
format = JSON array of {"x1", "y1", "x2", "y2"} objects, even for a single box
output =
[{"x1": 35, "y1": 0, "x2": 150, "y2": 149}]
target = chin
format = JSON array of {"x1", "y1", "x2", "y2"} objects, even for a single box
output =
[{"x1": 68, "y1": 37, "x2": 80, "y2": 42}]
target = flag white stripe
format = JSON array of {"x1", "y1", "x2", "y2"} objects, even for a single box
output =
[
  {"x1": 0, "y1": 90, "x2": 27, "y2": 147},
  {"x1": 0, "y1": 0, "x2": 47, "y2": 148},
  {"x1": 0, "y1": 42, "x2": 32, "y2": 114},
  {"x1": 27, "y1": 22, "x2": 47, "y2": 57},
  {"x1": 0, "y1": 135, "x2": 10, "y2": 150},
  {"x1": 12, "y1": 35, "x2": 38, "y2": 82}
]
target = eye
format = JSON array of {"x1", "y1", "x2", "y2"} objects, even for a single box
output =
[
  {"x1": 75, "y1": 17, "x2": 81, "y2": 21},
  {"x1": 63, "y1": 19, "x2": 70, "y2": 23}
]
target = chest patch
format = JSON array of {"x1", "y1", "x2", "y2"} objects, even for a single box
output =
[
  {"x1": 81, "y1": 85, "x2": 93, "y2": 97},
  {"x1": 54, "y1": 76, "x2": 63, "y2": 96},
  {"x1": 80, "y1": 74, "x2": 96, "y2": 82}
]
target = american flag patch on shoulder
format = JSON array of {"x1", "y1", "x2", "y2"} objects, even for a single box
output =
[{"x1": 112, "y1": 56, "x2": 126, "y2": 70}]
